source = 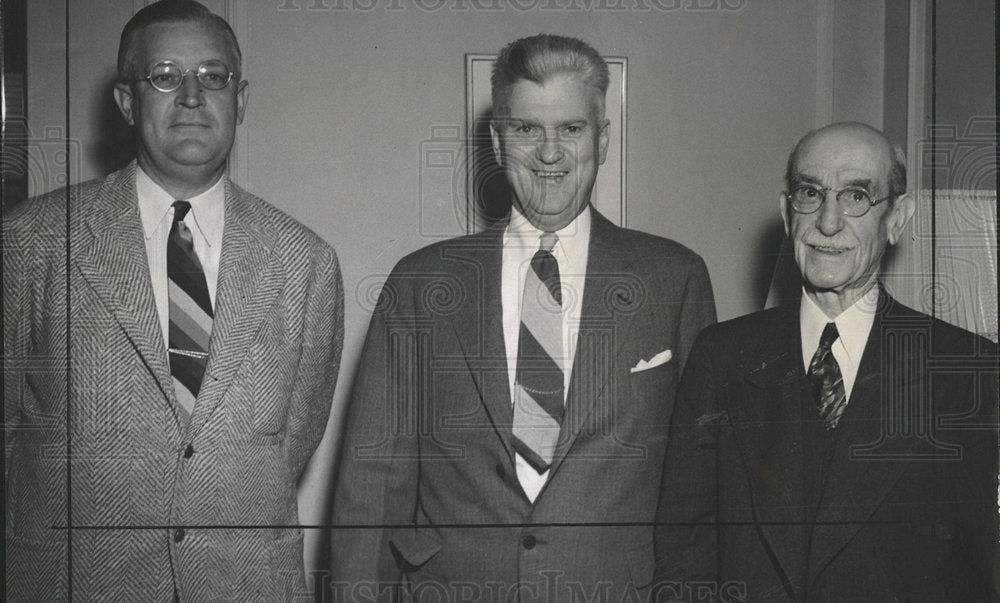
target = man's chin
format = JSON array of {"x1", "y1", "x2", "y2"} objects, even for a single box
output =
[{"x1": 516, "y1": 202, "x2": 583, "y2": 231}]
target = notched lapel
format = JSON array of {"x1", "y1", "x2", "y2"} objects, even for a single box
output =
[
  {"x1": 73, "y1": 166, "x2": 179, "y2": 427},
  {"x1": 439, "y1": 233, "x2": 516, "y2": 464},
  {"x1": 189, "y1": 182, "x2": 281, "y2": 435},
  {"x1": 548, "y1": 216, "x2": 643, "y2": 476}
]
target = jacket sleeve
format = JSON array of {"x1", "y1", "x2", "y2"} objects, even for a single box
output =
[
  {"x1": 330, "y1": 269, "x2": 421, "y2": 595},
  {"x1": 285, "y1": 241, "x2": 345, "y2": 479},
  {"x1": 654, "y1": 327, "x2": 720, "y2": 589},
  {"x1": 674, "y1": 255, "x2": 716, "y2": 375}
]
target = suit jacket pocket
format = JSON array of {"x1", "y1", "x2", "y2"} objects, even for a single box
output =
[{"x1": 389, "y1": 529, "x2": 443, "y2": 571}]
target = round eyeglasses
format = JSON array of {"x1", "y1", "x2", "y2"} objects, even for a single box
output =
[
  {"x1": 786, "y1": 185, "x2": 893, "y2": 218},
  {"x1": 143, "y1": 60, "x2": 234, "y2": 93}
]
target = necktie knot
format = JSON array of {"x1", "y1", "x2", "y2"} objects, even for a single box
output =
[
  {"x1": 539, "y1": 232, "x2": 558, "y2": 253},
  {"x1": 172, "y1": 200, "x2": 192, "y2": 223},
  {"x1": 818, "y1": 322, "x2": 839, "y2": 352}
]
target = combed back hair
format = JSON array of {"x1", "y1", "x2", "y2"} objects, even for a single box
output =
[
  {"x1": 491, "y1": 34, "x2": 609, "y2": 119},
  {"x1": 117, "y1": 0, "x2": 242, "y2": 82},
  {"x1": 784, "y1": 122, "x2": 907, "y2": 203}
]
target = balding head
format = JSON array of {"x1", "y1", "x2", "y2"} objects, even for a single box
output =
[{"x1": 785, "y1": 122, "x2": 907, "y2": 204}]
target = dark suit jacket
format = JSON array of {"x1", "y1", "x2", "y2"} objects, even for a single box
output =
[
  {"x1": 331, "y1": 209, "x2": 716, "y2": 601},
  {"x1": 4, "y1": 163, "x2": 344, "y2": 601},
  {"x1": 656, "y1": 291, "x2": 999, "y2": 602}
]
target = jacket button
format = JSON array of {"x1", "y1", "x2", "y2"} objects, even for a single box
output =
[
  {"x1": 174, "y1": 528, "x2": 185, "y2": 543},
  {"x1": 495, "y1": 464, "x2": 505, "y2": 478},
  {"x1": 184, "y1": 444, "x2": 194, "y2": 459},
  {"x1": 522, "y1": 534, "x2": 536, "y2": 550}
]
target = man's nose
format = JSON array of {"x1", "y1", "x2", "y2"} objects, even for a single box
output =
[
  {"x1": 816, "y1": 191, "x2": 845, "y2": 236},
  {"x1": 175, "y1": 73, "x2": 205, "y2": 108},
  {"x1": 536, "y1": 131, "x2": 564, "y2": 164}
]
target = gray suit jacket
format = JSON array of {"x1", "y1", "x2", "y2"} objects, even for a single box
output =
[
  {"x1": 331, "y1": 209, "x2": 716, "y2": 601},
  {"x1": 4, "y1": 163, "x2": 344, "y2": 601}
]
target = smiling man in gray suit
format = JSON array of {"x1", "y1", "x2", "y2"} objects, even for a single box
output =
[
  {"x1": 331, "y1": 34, "x2": 715, "y2": 601},
  {"x1": 4, "y1": 1, "x2": 343, "y2": 600}
]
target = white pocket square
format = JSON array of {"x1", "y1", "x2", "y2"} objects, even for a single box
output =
[{"x1": 630, "y1": 349, "x2": 672, "y2": 373}]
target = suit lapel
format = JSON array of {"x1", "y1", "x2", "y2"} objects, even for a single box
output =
[
  {"x1": 73, "y1": 164, "x2": 181, "y2": 429},
  {"x1": 728, "y1": 304, "x2": 809, "y2": 600},
  {"x1": 441, "y1": 229, "x2": 516, "y2": 463},
  {"x1": 807, "y1": 292, "x2": 924, "y2": 586},
  {"x1": 548, "y1": 212, "x2": 638, "y2": 476},
  {"x1": 188, "y1": 181, "x2": 280, "y2": 436}
]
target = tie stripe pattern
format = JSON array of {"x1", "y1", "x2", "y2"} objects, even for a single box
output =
[
  {"x1": 807, "y1": 322, "x2": 847, "y2": 430},
  {"x1": 168, "y1": 200, "x2": 213, "y2": 416},
  {"x1": 512, "y1": 232, "x2": 565, "y2": 473}
]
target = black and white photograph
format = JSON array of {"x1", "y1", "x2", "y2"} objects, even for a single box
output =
[{"x1": 2, "y1": 0, "x2": 997, "y2": 601}]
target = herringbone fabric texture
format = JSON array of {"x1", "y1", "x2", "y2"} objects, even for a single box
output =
[
  {"x1": 3, "y1": 163, "x2": 344, "y2": 601},
  {"x1": 808, "y1": 322, "x2": 847, "y2": 429},
  {"x1": 167, "y1": 200, "x2": 213, "y2": 416},
  {"x1": 512, "y1": 232, "x2": 565, "y2": 473}
]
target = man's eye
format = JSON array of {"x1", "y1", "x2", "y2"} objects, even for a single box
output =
[
  {"x1": 151, "y1": 74, "x2": 176, "y2": 85},
  {"x1": 803, "y1": 187, "x2": 821, "y2": 198},
  {"x1": 514, "y1": 124, "x2": 537, "y2": 135},
  {"x1": 562, "y1": 125, "x2": 582, "y2": 135},
  {"x1": 848, "y1": 190, "x2": 868, "y2": 202}
]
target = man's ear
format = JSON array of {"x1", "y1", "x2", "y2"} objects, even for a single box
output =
[
  {"x1": 779, "y1": 192, "x2": 791, "y2": 237},
  {"x1": 489, "y1": 120, "x2": 503, "y2": 166},
  {"x1": 113, "y1": 82, "x2": 136, "y2": 126},
  {"x1": 597, "y1": 118, "x2": 610, "y2": 165},
  {"x1": 886, "y1": 193, "x2": 916, "y2": 245},
  {"x1": 235, "y1": 80, "x2": 249, "y2": 125}
]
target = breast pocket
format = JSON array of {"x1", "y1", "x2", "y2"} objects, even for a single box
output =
[{"x1": 250, "y1": 319, "x2": 303, "y2": 436}]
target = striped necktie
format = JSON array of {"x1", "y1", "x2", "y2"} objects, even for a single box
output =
[
  {"x1": 167, "y1": 200, "x2": 213, "y2": 417},
  {"x1": 512, "y1": 232, "x2": 565, "y2": 474},
  {"x1": 808, "y1": 322, "x2": 847, "y2": 429}
]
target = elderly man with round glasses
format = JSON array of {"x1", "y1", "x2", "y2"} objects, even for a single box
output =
[
  {"x1": 4, "y1": 0, "x2": 343, "y2": 600},
  {"x1": 655, "y1": 121, "x2": 998, "y2": 602}
]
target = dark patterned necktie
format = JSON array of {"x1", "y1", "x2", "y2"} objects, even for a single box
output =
[
  {"x1": 807, "y1": 322, "x2": 847, "y2": 430},
  {"x1": 167, "y1": 201, "x2": 213, "y2": 417},
  {"x1": 512, "y1": 233, "x2": 565, "y2": 474}
]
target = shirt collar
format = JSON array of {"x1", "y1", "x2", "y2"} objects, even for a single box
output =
[
  {"x1": 503, "y1": 205, "x2": 591, "y2": 260},
  {"x1": 800, "y1": 285, "x2": 878, "y2": 367},
  {"x1": 136, "y1": 166, "x2": 225, "y2": 247}
]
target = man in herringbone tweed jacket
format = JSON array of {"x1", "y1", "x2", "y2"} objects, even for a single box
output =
[{"x1": 3, "y1": 1, "x2": 343, "y2": 600}]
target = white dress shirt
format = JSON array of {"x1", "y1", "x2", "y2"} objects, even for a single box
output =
[
  {"x1": 799, "y1": 286, "x2": 879, "y2": 401},
  {"x1": 136, "y1": 167, "x2": 225, "y2": 349},
  {"x1": 502, "y1": 206, "x2": 591, "y2": 502}
]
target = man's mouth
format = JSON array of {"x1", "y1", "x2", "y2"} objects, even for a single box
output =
[
  {"x1": 533, "y1": 170, "x2": 568, "y2": 181},
  {"x1": 809, "y1": 244, "x2": 850, "y2": 254}
]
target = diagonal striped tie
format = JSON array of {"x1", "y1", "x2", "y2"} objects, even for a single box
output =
[
  {"x1": 808, "y1": 322, "x2": 847, "y2": 429},
  {"x1": 167, "y1": 200, "x2": 213, "y2": 417},
  {"x1": 512, "y1": 232, "x2": 565, "y2": 474}
]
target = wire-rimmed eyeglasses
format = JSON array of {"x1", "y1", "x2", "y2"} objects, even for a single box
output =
[
  {"x1": 786, "y1": 185, "x2": 893, "y2": 217},
  {"x1": 142, "y1": 60, "x2": 234, "y2": 93}
]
